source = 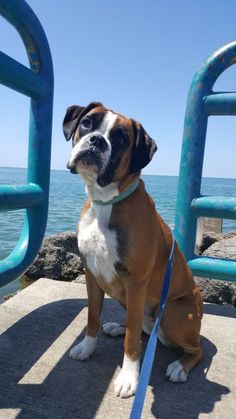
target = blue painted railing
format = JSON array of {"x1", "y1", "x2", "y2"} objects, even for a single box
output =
[
  {"x1": 174, "y1": 41, "x2": 236, "y2": 282},
  {"x1": 0, "y1": 0, "x2": 54, "y2": 287}
]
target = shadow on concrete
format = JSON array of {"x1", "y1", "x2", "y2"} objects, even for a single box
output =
[
  {"x1": 204, "y1": 302, "x2": 236, "y2": 318},
  {"x1": 0, "y1": 298, "x2": 230, "y2": 418},
  {"x1": 148, "y1": 336, "x2": 229, "y2": 418},
  {"x1": 0, "y1": 298, "x2": 124, "y2": 418}
]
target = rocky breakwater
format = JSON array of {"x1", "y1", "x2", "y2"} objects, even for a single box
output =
[
  {"x1": 26, "y1": 231, "x2": 85, "y2": 282},
  {"x1": 25, "y1": 231, "x2": 236, "y2": 307},
  {"x1": 195, "y1": 231, "x2": 236, "y2": 307}
]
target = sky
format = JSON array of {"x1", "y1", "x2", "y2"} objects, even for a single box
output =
[{"x1": 0, "y1": 0, "x2": 236, "y2": 178}]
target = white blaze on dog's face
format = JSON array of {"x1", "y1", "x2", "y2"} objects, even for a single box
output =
[
  {"x1": 63, "y1": 102, "x2": 157, "y2": 188},
  {"x1": 67, "y1": 109, "x2": 116, "y2": 183}
]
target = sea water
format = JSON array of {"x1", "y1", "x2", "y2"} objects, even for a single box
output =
[{"x1": 1, "y1": 167, "x2": 236, "y2": 296}]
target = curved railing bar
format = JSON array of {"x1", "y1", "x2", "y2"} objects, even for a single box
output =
[
  {"x1": 174, "y1": 41, "x2": 236, "y2": 281},
  {"x1": 0, "y1": 0, "x2": 54, "y2": 286}
]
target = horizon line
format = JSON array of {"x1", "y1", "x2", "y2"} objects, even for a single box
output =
[{"x1": 0, "y1": 165, "x2": 236, "y2": 180}]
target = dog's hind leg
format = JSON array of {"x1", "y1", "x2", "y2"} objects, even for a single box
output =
[
  {"x1": 161, "y1": 292, "x2": 203, "y2": 382},
  {"x1": 166, "y1": 348, "x2": 203, "y2": 382}
]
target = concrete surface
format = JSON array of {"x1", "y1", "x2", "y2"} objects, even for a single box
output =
[{"x1": 0, "y1": 278, "x2": 235, "y2": 419}]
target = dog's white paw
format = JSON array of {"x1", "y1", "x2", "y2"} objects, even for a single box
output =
[
  {"x1": 69, "y1": 335, "x2": 97, "y2": 361},
  {"x1": 114, "y1": 355, "x2": 139, "y2": 398},
  {"x1": 166, "y1": 360, "x2": 188, "y2": 382},
  {"x1": 102, "y1": 322, "x2": 126, "y2": 337}
]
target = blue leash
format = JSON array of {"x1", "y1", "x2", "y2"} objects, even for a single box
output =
[{"x1": 130, "y1": 229, "x2": 175, "y2": 419}]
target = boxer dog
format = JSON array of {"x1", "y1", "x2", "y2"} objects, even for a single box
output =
[{"x1": 63, "y1": 102, "x2": 203, "y2": 398}]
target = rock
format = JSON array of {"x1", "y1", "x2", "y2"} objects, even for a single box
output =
[
  {"x1": 72, "y1": 274, "x2": 86, "y2": 284},
  {"x1": 26, "y1": 231, "x2": 84, "y2": 281},
  {"x1": 195, "y1": 277, "x2": 236, "y2": 307},
  {"x1": 25, "y1": 229, "x2": 236, "y2": 306},
  {"x1": 195, "y1": 233, "x2": 236, "y2": 307},
  {"x1": 195, "y1": 217, "x2": 223, "y2": 254},
  {"x1": 223, "y1": 230, "x2": 236, "y2": 240},
  {"x1": 0, "y1": 293, "x2": 18, "y2": 305},
  {"x1": 197, "y1": 231, "x2": 223, "y2": 254},
  {"x1": 203, "y1": 236, "x2": 236, "y2": 260}
]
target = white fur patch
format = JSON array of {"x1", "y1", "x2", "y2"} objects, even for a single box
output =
[
  {"x1": 69, "y1": 335, "x2": 97, "y2": 361},
  {"x1": 69, "y1": 137, "x2": 89, "y2": 165},
  {"x1": 115, "y1": 355, "x2": 140, "y2": 398},
  {"x1": 99, "y1": 111, "x2": 117, "y2": 137},
  {"x1": 87, "y1": 181, "x2": 119, "y2": 202},
  {"x1": 102, "y1": 322, "x2": 126, "y2": 337},
  {"x1": 79, "y1": 204, "x2": 119, "y2": 283},
  {"x1": 166, "y1": 360, "x2": 188, "y2": 382},
  {"x1": 68, "y1": 111, "x2": 117, "y2": 179}
]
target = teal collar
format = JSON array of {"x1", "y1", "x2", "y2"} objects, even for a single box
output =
[{"x1": 93, "y1": 179, "x2": 140, "y2": 205}]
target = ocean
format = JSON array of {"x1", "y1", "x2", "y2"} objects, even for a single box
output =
[{"x1": 1, "y1": 167, "x2": 236, "y2": 296}]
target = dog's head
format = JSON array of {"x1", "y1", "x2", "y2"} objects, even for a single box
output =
[{"x1": 63, "y1": 102, "x2": 157, "y2": 187}]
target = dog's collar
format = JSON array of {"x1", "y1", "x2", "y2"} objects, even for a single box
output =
[{"x1": 93, "y1": 179, "x2": 140, "y2": 205}]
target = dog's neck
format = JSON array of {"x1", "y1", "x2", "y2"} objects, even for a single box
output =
[
  {"x1": 84, "y1": 174, "x2": 140, "y2": 205},
  {"x1": 85, "y1": 181, "x2": 119, "y2": 202}
]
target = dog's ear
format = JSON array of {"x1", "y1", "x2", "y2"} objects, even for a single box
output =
[
  {"x1": 63, "y1": 102, "x2": 103, "y2": 141},
  {"x1": 129, "y1": 119, "x2": 157, "y2": 173}
]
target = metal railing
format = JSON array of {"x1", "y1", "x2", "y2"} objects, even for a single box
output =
[
  {"x1": 0, "y1": 0, "x2": 53, "y2": 287},
  {"x1": 174, "y1": 41, "x2": 236, "y2": 282}
]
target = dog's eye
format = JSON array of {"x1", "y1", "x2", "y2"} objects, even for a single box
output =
[
  {"x1": 81, "y1": 117, "x2": 92, "y2": 130},
  {"x1": 117, "y1": 130, "x2": 128, "y2": 146},
  {"x1": 118, "y1": 136, "x2": 125, "y2": 145},
  {"x1": 111, "y1": 127, "x2": 128, "y2": 148}
]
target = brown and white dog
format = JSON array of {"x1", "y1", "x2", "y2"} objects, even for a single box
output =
[{"x1": 63, "y1": 102, "x2": 203, "y2": 398}]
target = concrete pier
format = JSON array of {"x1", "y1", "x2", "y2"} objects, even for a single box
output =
[{"x1": 0, "y1": 278, "x2": 235, "y2": 418}]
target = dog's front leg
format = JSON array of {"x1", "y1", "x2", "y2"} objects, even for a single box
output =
[
  {"x1": 70, "y1": 268, "x2": 104, "y2": 361},
  {"x1": 115, "y1": 283, "x2": 146, "y2": 398}
]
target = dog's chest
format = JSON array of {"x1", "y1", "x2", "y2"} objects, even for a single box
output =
[{"x1": 78, "y1": 204, "x2": 119, "y2": 283}]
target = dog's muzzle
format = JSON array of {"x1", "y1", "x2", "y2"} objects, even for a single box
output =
[
  {"x1": 67, "y1": 134, "x2": 109, "y2": 174},
  {"x1": 66, "y1": 160, "x2": 77, "y2": 173},
  {"x1": 89, "y1": 134, "x2": 108, "y2": 152}
]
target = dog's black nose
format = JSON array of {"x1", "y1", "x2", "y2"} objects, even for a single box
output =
[
  {"x1": 89, "y1": 134, "x2": 108, "y2": 152},
  {"x1": 66, "y1": 160, "x2": 77, "y2": 173}
]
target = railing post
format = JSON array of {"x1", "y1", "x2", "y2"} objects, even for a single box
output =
[
  {"x1": 174, "y1": 41, "x2": 236, "y2": 281},
  {"x1": 0, "y1": 0, "x2": 54, "y2": 286}
]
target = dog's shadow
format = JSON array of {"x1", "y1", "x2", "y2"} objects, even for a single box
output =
[
  {"x1": 0, "y1": 297, "x2": 230, "y2": 418},
  {"x1": 147, "y1": 336, "x2": 229, "y2": 418}
]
